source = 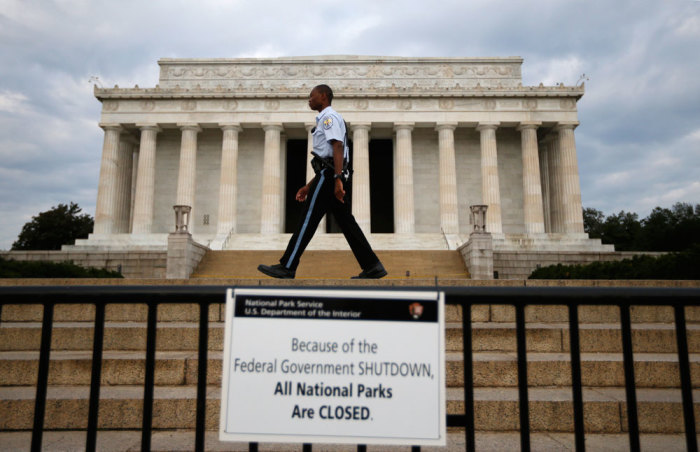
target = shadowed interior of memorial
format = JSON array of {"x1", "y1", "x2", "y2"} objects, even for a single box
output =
[
  {"x1": 284, "y1": 136, "x2": 396, "y2": 235},
  {"x1": 369, "y1": 139, "x2": 394, "y2": 234},
  {"x1": 284, "y1": 139, "x2": 307, "y2": 233}
]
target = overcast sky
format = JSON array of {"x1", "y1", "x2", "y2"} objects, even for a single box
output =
[{"x1": 1, "y1": 0, "x2": 699, "y2": 249}]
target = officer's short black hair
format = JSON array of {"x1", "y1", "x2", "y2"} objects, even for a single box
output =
[{"x1": 314, "y1": 84, "x2": 334, "y2": 104}]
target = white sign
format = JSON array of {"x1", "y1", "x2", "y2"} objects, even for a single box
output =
[{"x1": 219, "y1": 288, "x2": 446, "y2": 446}]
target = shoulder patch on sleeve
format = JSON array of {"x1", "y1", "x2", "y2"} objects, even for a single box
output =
[{"x1": 323, "y1": 117, "x2": 333, "y2": 130}]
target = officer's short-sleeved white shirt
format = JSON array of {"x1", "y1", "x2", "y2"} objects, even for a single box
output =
[{"x1": 312, "y1": 106, "x2": 349, "y2": 160}]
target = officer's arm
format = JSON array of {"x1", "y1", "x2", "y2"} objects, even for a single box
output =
[
  {"x1": 331, "y1": 140, "x2": 346, "y2": 203},
  {"x1": 306, "y1": 173, "x2": 319, "y2": 187},
  {"x1": 332, "y1": 140, "x2": 344, "y2": 176}
]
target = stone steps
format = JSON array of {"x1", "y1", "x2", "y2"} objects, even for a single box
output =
[
  {"x1": 2, "y1": 350, "x2": 699, "y2": 389},
  {"x1": 192, "y1": 250, "x2": 470, "y2": 279},
  {"x1": 3, "y1": 430, "x2": 698, "y2": 452},
  {"x1": 2, "y1": 385, "x2": 699, "y2": 433},
  {"x1": 1, "y1": 321, "x2": 698, "y2": 353},
  {"x1": 2, "y1": 289, "x2": 699, "y2": 444},
  {"x1": 220, "y1": 233, "x2": 451, "y2": 252}
]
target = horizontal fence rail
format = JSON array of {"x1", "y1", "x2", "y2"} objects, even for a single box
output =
[{"x1": 1, "y1": 285, "x2": 699, "y2": 452}]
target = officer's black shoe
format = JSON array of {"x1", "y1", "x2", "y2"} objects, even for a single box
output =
[
  {"x1": 351, "y1": 261, "x2": 387, "y2": 279},
  {"x1": 257, "y1": 264, "x2": 295, "y2": 279}
]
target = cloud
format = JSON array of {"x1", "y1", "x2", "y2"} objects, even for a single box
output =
[
  {"x1": 0, "y1": 0, "x2": 699, "y2": 248},
  {"x1": 527, "y1": 56, "x2": 586, "y2": 86},
  {"x1": 0, "y1": 90, "x2": 31, "y2": 114},
  {"x1": 579, "y1": 119, "x2": 700, "y2": 217}
]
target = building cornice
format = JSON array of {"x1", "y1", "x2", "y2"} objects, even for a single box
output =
[
  {"x1": 157, "y1": 56, "x2": 525, "y2": 65},
  {"x1": 94, "y1": 84, "x2": 584, "y2": 100}
]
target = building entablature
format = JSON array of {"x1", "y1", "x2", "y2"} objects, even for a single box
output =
[
  {"x1": 97, "y1": 96, "x2": 581, "y2": 130},
  {"x1": 94, "y1": 84, "x2": 584, "y2": 100}
]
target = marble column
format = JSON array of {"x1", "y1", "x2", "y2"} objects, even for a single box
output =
[
  {"x1": 176, "y1": 123, "x2": 201, "y2": 232},
  {"x1": 351, "y1": 123, "x2": 371, "y2": 234},
  {"x1": 305, "y1": 123, "x2": 326, "y2": 233},
  {"x1": 556, "y1": 123, "x2": 585, "y2": 233},
  {"x1": 518, "y1": 122, "x2": 545, "y2": 234},
  {"x1": 280, "y1": 133, "x2": 287, "y2": 230},
  {"x1": 261, "y1": 123, "x2": 283, "y2": 233},
  {"x1": 547, "y1": 133, "x2": 564, "y2": 233},
  {"x1": 393, "y1": 122, "x2": 415, "y2": 233},
  {"x1": 436, "y1": 123, "x2": 459, "y2": 234},
  {"x1": 217, "y1": 123, "x2": 242, "y2": 236},
  {"x1": 129, "y1": 147, "x2": 139, "y2": 233},
  {"x1": 131, "y1": 124, "x2": 160, "y2": 234},
  {"x1": 94, "y1": 123, "x2": 123, "y2": 234},
  {"x1": 538, "y1": 136, "x2": 552, "y2": 233},
  {"x1": 114, "y1": 137, "x2": 135, "y2": 233},
  {"x1": 477, "y1": 122, "x2": 502, "y2": 234}
]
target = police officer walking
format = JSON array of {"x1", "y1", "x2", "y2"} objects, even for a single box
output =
[{"x1": 257, "y1": 84, "x2": 387, "y2": 279}]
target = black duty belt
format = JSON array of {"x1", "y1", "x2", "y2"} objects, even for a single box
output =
[
  {"x1": 310, "y1": 154, "x2": 334, "y2": 174},
  {"x1": 310, "y1": 152, "x2": 352, "y2": 181}
]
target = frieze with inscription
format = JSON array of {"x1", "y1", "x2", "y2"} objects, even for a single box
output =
[
  {"x1": 161, "y1": 62, "x2": 521, "y2": 83},
  {"x1": 156, "y1": 57, "x2": 524, "y2": 91}
]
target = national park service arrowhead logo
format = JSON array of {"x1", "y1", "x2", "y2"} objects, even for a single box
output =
[{"x1": 409, "y1": 302, "x2": 424, "y2": 320}]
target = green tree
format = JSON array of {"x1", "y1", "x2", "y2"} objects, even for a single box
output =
[
  {"x1": 640, "y1": 206, "x2": 675, "y2": 251},
  {"x1": 583, "y1": 207, "x2": 642, "y2": 250},
  {"x1": 583, "y1": 207, "x2": 605, "y2": 238},
  {"x1": 640, "y1": 203, "x2": 700, "y2": 251},
  {"x1": 12, "y1": 203, "x2": 94, "y2": 250},
  {"x1": 600, "y1": 211, "x2": 642, "y2": 251},
  {"x1": 584, "y1": 203, "x2": 700, "y2": 251}
]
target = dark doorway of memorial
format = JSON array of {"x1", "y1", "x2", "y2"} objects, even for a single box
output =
[
  {"x1": 284, "y1": 140, "x2": 307, "y2": 233},
  {"x1": 369, "y1": 139, "x2": 394, "y2": 233}
]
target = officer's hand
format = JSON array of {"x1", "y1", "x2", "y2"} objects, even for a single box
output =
[
  {"x1": 334, "y1": 178, "x2": 345, "y2": 203},
  {"x1": 296, "y1": 185, "x2": 309, "y2": 202}
]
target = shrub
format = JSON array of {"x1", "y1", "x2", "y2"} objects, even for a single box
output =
[
  {"x1": 529, "y1": 245, "x2": 700, "y2": 280},
  {"x1": 0, "y1": 257, "x2": 123, "y2": 278}
]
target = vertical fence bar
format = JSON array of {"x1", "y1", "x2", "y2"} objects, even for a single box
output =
[
  {"x1": 411, "y1": 446, "x2": 421, "y2": 452},
  {"x1": 141, "y1": 301, "x2": 158, "y2": 451},
  {"x1": 461, "y1": 303, "x2": 476, "y2": 452},
  {"x1": 357, "y1": 445, "x2": 367, "y2": 452},
  {"x1": 31, "y1": 301, "x2": 54, "y2": 452},
  {"x1": 515, "y1": 303, "x2": 531, "y2": 452},
  {"x1": 303, "y1": 443, "x2": 312, "y2": 451},
  {"x1": 195, "y1": 301, "x2": 210, "y2": 452},
  {"x1": 674, "y1": 305, "x2": 698, "y2": 452},
  {"x1": 619, "y1": 303, "x2": 640, "y2": 451},
  {"x1": 86, "y1": 302, "x2": 106, "y2": 452},
  {"x1": 249, "y1": 442, "x2": 258, "y2": 451},
  {"x1": 568, "y1": 304, "x2": 585, "y2": 451}
]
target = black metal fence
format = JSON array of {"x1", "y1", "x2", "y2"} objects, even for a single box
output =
[{"x1": 0, "y1": 285, "x2": 699, "y2": 452}]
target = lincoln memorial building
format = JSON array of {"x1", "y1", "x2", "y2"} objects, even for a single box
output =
[{"x1": 73, "y1": 56, "x2": 611, "y2": 259}]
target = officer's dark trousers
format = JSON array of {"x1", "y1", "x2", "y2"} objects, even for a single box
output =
[{"x1": 280, "y1": 169, "x2": 379, "y2": 272}]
